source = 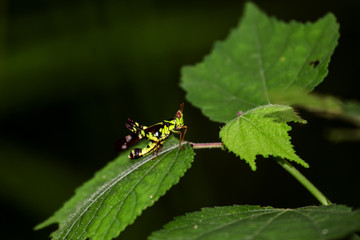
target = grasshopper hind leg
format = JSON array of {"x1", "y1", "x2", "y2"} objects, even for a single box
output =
[{"x1": 128, "y1": 141, "x2": 162, "y2": 159}]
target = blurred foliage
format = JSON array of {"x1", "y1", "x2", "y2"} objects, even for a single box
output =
[
  {"x1": 271, "y1": 89, "x2": 360, "y2": 141},
  {"x1": 1, "y1": 0, "x2": 360, "y2": 239}
]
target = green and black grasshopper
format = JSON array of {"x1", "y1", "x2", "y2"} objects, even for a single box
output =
[{"x1": 115, "y1": 103, "x2": 187, "y2": 159}]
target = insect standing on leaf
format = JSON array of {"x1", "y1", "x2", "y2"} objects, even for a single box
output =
[{"x1": 115, "y1": 103, "x2": 188, "y2": 159}]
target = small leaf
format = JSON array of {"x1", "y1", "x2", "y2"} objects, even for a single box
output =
[
  {"x1": 181, "y1": 2, "x2": 339, "y2": 122},
  {"x1": 219, "y1": 104, "x2": 307, "y2": 171},
  {"x1": 35, "y1": 136, "x2": 195, "y2": 240},
  {"x1": 149, "y1": 205, "x2": 360, "y2": 240}
]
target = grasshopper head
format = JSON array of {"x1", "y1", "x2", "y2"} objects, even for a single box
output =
[{"x1": 174, "y1": 103, "x2": 185, "y2": 130}]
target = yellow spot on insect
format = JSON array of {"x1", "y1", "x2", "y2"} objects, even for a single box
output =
[
  {"x1": 149, "y1": 195, "x2": 153, "y2": 199},
  {"x1": 280, "y1": 56, "x2": 286, "y2": 62},
  {"x1": 193, "y1": 225, "x2": 198, "y2": 229}
]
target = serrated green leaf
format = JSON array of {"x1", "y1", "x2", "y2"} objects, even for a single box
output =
[
  {"x1": 219, "y1": 104, "x2": 308, "y2": 171},
  {"x1": 149, "y1": 205, "x2": 360, "y2": 240},
  {"x1": 35, "y1": 136, "x2": 195, "y2": 240},
  {"x1": 181, "y1": 2, "x2": 339, "y2": 122}
]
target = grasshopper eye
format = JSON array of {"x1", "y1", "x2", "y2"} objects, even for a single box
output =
[{"x1": 176, "y1": 111, "x2": 181, "y2": 119}]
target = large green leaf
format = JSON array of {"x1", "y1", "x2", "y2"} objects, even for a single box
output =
[
  {"x1": 149, "y1": 205, "x2": 360, "y2": 240},
  {"x1": 181, "y1": 2, "x2": 339, "y2": 122},
  {"x1": 35, "y1": 137, "x2": 195, "y2": 240},
  {"x1": 219, "y1": 105, "x2": 308, "y2": 171}
]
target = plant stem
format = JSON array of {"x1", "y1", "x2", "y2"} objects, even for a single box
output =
[
  {"x1": 276, "y1": 158, "x2": 331, "y2": 206},
  {"x1": 189, "y1": 142, "x2": 224, "y2": 149}
]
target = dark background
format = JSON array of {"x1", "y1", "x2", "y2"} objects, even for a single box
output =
[{"x1": 1, "y1": 0, "x2": 359, "y2": 239}]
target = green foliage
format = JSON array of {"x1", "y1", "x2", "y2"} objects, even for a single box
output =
[
  {"x1": 219, "y1": 105, "x2": 308, "y2": 170},
  {"x1": 271, "y1": 88, "x2": 360, "y2": 125},
  {"x1": 270, "y1": 89, "x2": 360, "y2": 141},
  {"x1": 35, "y1": 137, "x2": 194, "y2": 240},
  {"x1": 149, "y1": 205, "x2": 360, "y2": 240},
  {"x1": 34, "y1": 2, "x2": 356, "y2": 240},
  {"x1": 329, "y1": 101, "x2": 360, "y2": 141},
  {"x1": 181, "y1": 2, "x2": 339, "y2": 123},
  {"x1": 270, "y1": 88, "x2": 344, "y2": 115},
  {"x1": 343, "y1": 101, "x2": 360, "y2": 126}
]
